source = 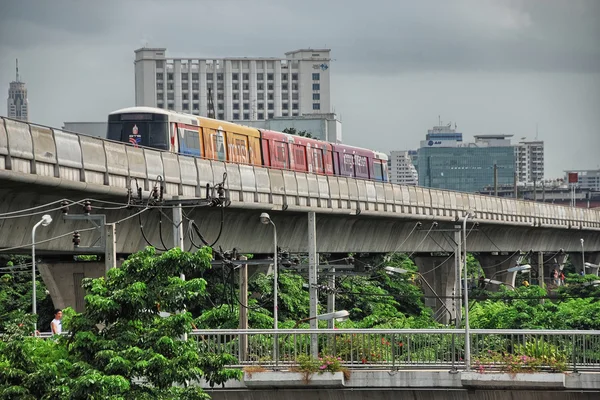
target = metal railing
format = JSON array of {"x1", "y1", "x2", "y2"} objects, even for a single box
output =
[{"x1": 191, "y1": 328, "x2": 600, "y2": 371}]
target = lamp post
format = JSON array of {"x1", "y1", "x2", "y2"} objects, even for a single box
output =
[
  {"x1": 32, "y1": 214, "x2": 53, "y2": 333},
  {"x1": 259, "y1": 212, "x2": 278, "y2": 364},
  {"x1": 581, "y1": 238, "x2": 585, "y2": 274},
  {"x1": 462, "y1": 212, "x2": 474, "y2": 371},
  {"x1": 294, "y1": 310, "x2": 349, "y2": 328}
]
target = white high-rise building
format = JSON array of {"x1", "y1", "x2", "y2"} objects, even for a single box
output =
[
  {"x1": 515, "y1": 140, "x2": 544, "y2": 184},
  {"x1": 7, "y1": 59, "x2": 29, "y2": 122},
  {"x1": 134, "y1": 47, "x2": 332, "y2": 122},
  {"x1": 388, "y1": 150, "x2": 419, "y2": 185}
]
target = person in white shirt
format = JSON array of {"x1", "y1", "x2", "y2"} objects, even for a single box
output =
[{"x1": 50, "y1": 309, "x2": 62, "y2": 335}]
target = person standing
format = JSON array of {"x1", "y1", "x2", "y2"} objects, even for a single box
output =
[{"x1": 50, "y1": 309, "x2": 62, "y2": 335}]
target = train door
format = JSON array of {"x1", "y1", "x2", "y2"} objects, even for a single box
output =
[
  {"x1": 227, "y1": 133, "x2": 249, "y2": 164},
  {"x1": 203, "y1": 127, "x2": 227, "y2": 161}
]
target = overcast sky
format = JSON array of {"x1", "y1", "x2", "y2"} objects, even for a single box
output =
[{"x1": 1, "y1": 0, "x2": 599, "y2": 177}]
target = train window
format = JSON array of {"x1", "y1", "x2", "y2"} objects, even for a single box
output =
[
  {"x1": 313, "y1": 148, "x2": 323, "y2": 173},
  {"x1": 293, "y1": 145, "x2": 306, "y2": 168},
  {"x1": 274, "y1": 141, "x2": 288, "y2": 166},
  {"x1": 355, "y1": 155, "x2": 368, "y2": 177},
  {"x1": 373, "y1": 161, "x2": 383, "y2": 181},
  {"x1": 184, "y1": 129, "x2": 200, "y2": 150}
]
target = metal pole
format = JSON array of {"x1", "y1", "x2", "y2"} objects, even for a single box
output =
[
  {"x1": 327, "y1": 267, "x2": 335, "y2": 329},
  {"x1": 454, "y1": 225, "x2": 462, "y2": 328},
  {"x1": 462, "y1": 214, "x2": 471, "y2": 371},
  {"x1": 172, "y1": 200, "x2": 186, "y2": 340},
  {"x1": 32, "y1": 219, "x2": 44, "y2": 334},
  {"x1": 494, "y1": 164, "x2": 498, "y2": 197},
  {"x1": 238, "y1": 255, "x2": 248, "y2": 362},
  {"x1": 308, "y1": 211, "x2": 319, "y2": 357},
  {"x1": 270, "y1": 220, "x2": 278, "y2": 367},
  {"x1": 581, "y1": 239, "x2": 585, "y2": 274},
  {"x1": 105, "y1": 223, "x2": 117, "y2": 272}
]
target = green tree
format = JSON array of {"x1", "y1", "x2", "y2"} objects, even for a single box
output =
[
  {"x1": 0, "y1": 247, "x2": 242, "y2": 399},
  {"x1": 282, "y1": 127, "x2": 313, "y2": 138}
]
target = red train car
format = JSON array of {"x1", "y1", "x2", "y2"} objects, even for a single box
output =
[{"x1": 260, "y1": 130, "x2": 333, "y2": 175}]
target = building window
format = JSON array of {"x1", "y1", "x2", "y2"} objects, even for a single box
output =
[
  {"x1": 243, "y1": 83, "x2": 249, "y2": 90},
  {"x1": 268, "y1": 103, "x2": 274, "y2": 110},
  {"x1": 217, "y1": 83, "x2": 224, "y2": 90},
  {"x1": 258, "y1": 102, "x2": 264, "y2": 110},
  {"x1": 313, "y1": 93, "x2": 320, "y2": 100},
  {"x1": 257, "y1": 83, "x2": 264, "y2": 91},
  {"x1": 233, "y1": 103, "x2": 239, "y2": 110},
  {"x1": 268, "y1": 84, "x2": 274, "y2": 90},
  {"x1": 233, "y1": 83, "x2": 239, "y2": 90},
  {"x1": 218, "y1": 103, "x2": 224, "y2": 110},
  {"x1": 258, "y1": 113, "x2": 264, "y2": 120},
  {"x1": 282, "y1": 93, "x2": 289, "y2": 100},
  {"x1": 257, "y1": 73, "x2": 263, "y2": 81},
  {"x1": 267, "y1": 73, "x2": 274, "y2": 81},
  {"x1": 292, "y1": 73, "x2": 298, "y2": 80},
  {"x1": 312, "y1": 103, "x2": 320, "y2": 110},
  {"x1": 312, "y1": 73, "x2": 320, "y2": 80},
  {"x1": 292, "y1": 83, "x2": 298, "y2": 90},
  {"x1": 282, "y1": 83, "x2": 288, "y2": 90},
  {"x1": 232, "y1": 73, "x2": 239, "y2": 80},
  {"x1": 233, "y1": 93, "x2": 239, "y2": 100},
  {"x1": 193, "y1": 93, "x2": 199, "y2": 100},
  {"x1": 183, "y1": 93, "x2": 188, "y2": 100},
  {"x1": 167, "y1": 73, "x2": 173, "y2": 81},
  {"x1": 258, "y1": 93, "x2": 264, "y2": 100},
  {"x1": 292, "y1": 103, "x2": 298, "y2": 110},
  {"x1": 217, "y1": 73, "x2": 223, "y2": 81},
  {"x1": 243, "y1": 103, "x2": 249, "y2": 110},
  {"x1": 167, "y1": 93, "x2": 174, "y2": 100},
  {"x1": 282, "y1": 73, "x2": 288, "y2": 81},
  {"x1": 156, "y1": 83, "x2": 163, "y2": 90},
  {"x1": 233, "y1": 113, "x2": 239, "y2": 120},
  {"x1": 268, "y1": 113, "x2": 274, "y2": 119},
  {"x1": 268, "y1": 93, "x2": 274, "y2": 100},
  {"x1": 167, "y1": 83, "x2": 174, "y2": 90},
  {"x1": 312, "y1": 83, "x2": 320, "y2": 90},
  {"x1": 156, "y1": 73, "x2": 163, "y2": 81},
  {"x1": 243, "y1": 73, "x2": 249, "y2": 81},
  {"x1": 206, "y1": 73, "x2": 213, "y2": 80},
  {"x1": 243, "y1": 93, "x2": 249, "y2": 100},
  {"x1": 193, "y1": 104, "x2": 199, "y2": 111},
  {"x1": 282, "y1": 111, "x2": 289, "y2": 116},
  {"x1": 218, "y1": 113, "x2": 224, "y2": 119},
  {"x1": 282, "y1": 102, "x2": 288, "y2": 109},
  {"x1": 192, "y1": 73, "x2": 199, "y2": 81},
  {"x1": 192, "y1": 83, "x2": 199, "y2": 90},
  {"x1": 183, "y1": 104, "x2": 189, "y2": 111},
  {"x1": 217, "y1": 93, "x2": 224, "y2": 100},
  {"x1": 156, "y1": 93, "x2": 162, "y2": 100},
  {"x1": 243, "y1": 113, "x2": 250, "y2": 120},
  {"x1": 182, "y1": 73, "x2": 188, "y2": 81}
]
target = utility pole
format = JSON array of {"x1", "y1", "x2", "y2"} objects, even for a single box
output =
[
  {"x1": 454, "y1": 225, "x2": 462, "y2": 327},
  {"x1": 494, "y1": 164, "x2": 498, "y2": 197},
  {"x1": 538, "y1": 252, "x2": 545, "y2": 304},
  {"x1": 307, "y1": 212, "x2": 318, "y2": 357},
  {"x1": 104, "y1": 223, "x2": 117, "y2": 272},
  {"x1": 172, "y1": 198, "x2": 186, "y2": 339},
  {"x1": 238, "y1": 255, "x2": 248, "y2": 361}
]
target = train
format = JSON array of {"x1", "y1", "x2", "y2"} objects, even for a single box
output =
[{"x1": 107, "y1": 107, "x2": 389, "y2": 182}]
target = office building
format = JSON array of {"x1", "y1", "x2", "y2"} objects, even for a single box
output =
[
  {"x1": 388, "y1": 150, "x2": 419, "y2": 185},
  {"x1": 7, "y1": 59, "x2": 29, "y2": 121},
  {"x1": 515, "y1": 140, "x2": 544, "y2": 184},
  {"x1": 134, "y1": 47, "x2": 331, "y2": 122},
  {"x1": 417, "y1": 132, "x2": 516, "y2": 193}
]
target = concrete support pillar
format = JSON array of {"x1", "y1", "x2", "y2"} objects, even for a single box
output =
[
  {"x1": 475, "y1": 252, "x2": 522, "y2": 290},
  {"x1": 413, "y1": 255, "x2": 456, "y2": 325},
  {"x1": 38, "y1": 261, "x2": 123, "y2": 314}
]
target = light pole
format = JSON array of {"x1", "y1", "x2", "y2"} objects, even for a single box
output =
[
  {"x1": 294, "y1": 310, "x2": 349, "y2": 328},
  {"x1": 581, "y1": 238, "x2": 585, "y2": 274},
  {"x1": 32, "y1": 214, "x2": 53, "y2": 334},
  {"x1": 462, "y1": 212, "x2": 474, "y2": 371},
  {"x1": 259, "y1": 212, "x2": 278, "y2": 364}
]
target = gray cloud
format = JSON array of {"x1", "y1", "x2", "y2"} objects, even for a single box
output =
[{"x1": 0, "y1": 0, "x2": 599, "y2": 176}]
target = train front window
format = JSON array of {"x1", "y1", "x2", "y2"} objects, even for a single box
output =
[{"x1": 107, "y1": 113, "x2": 169, "y2": 150}]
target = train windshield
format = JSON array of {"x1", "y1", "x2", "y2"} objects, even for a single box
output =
[{"x1": 107, "y1": 112, "x2": 169, "y2": 150}]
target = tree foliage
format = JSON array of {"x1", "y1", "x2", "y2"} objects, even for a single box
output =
[
  {"x1": 282, "y1": 127, "x2": 313, "y2": 138},
  {"x1": 0, "y1": 247, "x2": 242, "y2": 399}
]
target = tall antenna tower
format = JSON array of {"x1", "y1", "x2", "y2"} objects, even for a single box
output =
[
  {"x1": 16, "y1": 59, "x2": 19, "y2": 82},
  {"x1": 207, "y1": 87, "x2": 216, "y2": 119}
]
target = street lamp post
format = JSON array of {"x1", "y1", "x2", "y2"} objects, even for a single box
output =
[
  {"x1": 462, "y1": 212, "x2": 474, "y2": 371},
  {"x1": 32, "y1": 214, "x2": 53, "y2": 333},
  {"x1": 259, "y1": 213, "x2": 278, "y2": 364},
  {"x1": 294, "y1": 310, "x2": 349, "y2": 328},
  {"x1": 581, "y1": 238, "x2": 585, "y2": 274}
]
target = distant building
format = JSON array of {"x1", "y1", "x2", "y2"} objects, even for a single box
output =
[
  {"x1": 564, "y1": 169, "x2": 600, "y2": 191},
  {"x1": 388, "y1": 150, "x2": 418, "y2": 185},
  {"x1": 134, "y1": 47, "x2": 332, "y2": 123},
  {"x1": 515, "y1": 140, "x2": 544, "y2": 184},
  {"x1": 242, "y1": 113, "x2": 341, "y2": 143},
  {"x1": 7, "y1": 59, "x2": 28, "y2": 121},
  {"x1": 417, "y1": 131, "x2": 516, "y2": 193},
  {"x1": 62, "y1": 122, "x2": 108, "y2": 138}
]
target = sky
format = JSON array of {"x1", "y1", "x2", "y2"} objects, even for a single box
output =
[{"x1": 1, "y1": 0, "x2": 599, "y2": 178}]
